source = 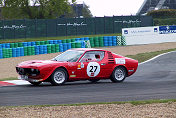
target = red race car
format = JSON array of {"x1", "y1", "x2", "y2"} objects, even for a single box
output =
[{"x1": 16, "y1": 48, "x2": 138, "y2": 86}]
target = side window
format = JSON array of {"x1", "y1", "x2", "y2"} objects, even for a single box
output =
[{"x1": 79, "y1": 51, "x2": 105, "y2": 62}]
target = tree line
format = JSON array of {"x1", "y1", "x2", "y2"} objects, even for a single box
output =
[{"x1": 0, "y1": 0, "x2": 92, "y2": 19}]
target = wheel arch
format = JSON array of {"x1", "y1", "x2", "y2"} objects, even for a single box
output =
[
  {"x1": 54, "y1": 66, "x2": 69, "y2": 77},
  {"x1": 113, "y1": 65, "x2": 128, "y2": 77},
  {"x1": 46, "y1": 66, "x2": 69, "y2": 81}
]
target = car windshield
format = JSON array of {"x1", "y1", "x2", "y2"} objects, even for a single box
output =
[{"x1": 52, "y1": 50, "x2": 85, "y2": 62}]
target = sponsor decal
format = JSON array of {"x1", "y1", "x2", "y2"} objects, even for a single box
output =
[
  {"x1": 159, "y1": 26, "x2": 176, "y2": 34},
  {"x1": 91, "y1": 73, "x2": 94, "y2": 76},
  {"x1": 0, "y1": 24, "x2": 26, "y2": 29},
  {"x1": 130, "y1": 30, "x2": 151, "y2": 34},
  {"x1": 101, "y1": 63, "x2": 106, "y2": 65},
  {"x1": 114, "y1": 19, "x2": 141, "y2": 24},
  {"x1": 128, "y1": 70, "x2": 134, "y2": 72},
  {"x1": 77, "y1": 64, "x2": 81, "y2": 69},
  {"x1": 81, "y1": 62, "x2": 84, "y2": 68},
  {"x1": 115, "y1": 58, "x2": 126, "y2": 64},
  {"x1": 87, "y1": 62, "x2": 100, "y2": 77},
  {"x1": 124, "y1": 30, "x2": 128, "y2": 34},
  {"x1": 58, "y1": 22, "x2": 87, "y2": 27},
  {"x1": 154, "y1": 28, "x2": 158, "y2": 32},
  {"x1": 70, "y1": 75, "x2": 76, "y2": 77}
]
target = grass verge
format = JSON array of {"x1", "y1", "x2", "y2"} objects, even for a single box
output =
[
  {"x1": 126, "y1": 48, "x2": 176, "y2": 63},
  {"x1": 0, "y1": 77, "x2": 17, "y2": 81},
  {"x1": 2, "y1": 99, "x2": 176, "y2": 108},
  {"x1": 39, "y1": 99, "x2": 176, "y2": 107},
  {"x1": 0, "y1": 33, "x2": 121, "y2": 44}
]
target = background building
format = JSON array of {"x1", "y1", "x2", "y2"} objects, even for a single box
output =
[
  {"x1": 137, "y1": 0, "x2": 176, "y2": 15},
  {"x1": 72, "y1": 1, "x2": 85, "y2": 18}
]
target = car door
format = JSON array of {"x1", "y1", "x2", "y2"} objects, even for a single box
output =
[{"x1": 76, "y1": 51, "x2": 106, "y2": 79}]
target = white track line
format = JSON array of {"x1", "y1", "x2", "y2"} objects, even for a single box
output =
[{"x1": 139, "y1": 51, "x2": 176, "y2": 65}]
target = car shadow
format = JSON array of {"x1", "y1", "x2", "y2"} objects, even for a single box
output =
[
  {"x1": 24, "y1": 79, "x2": 126, "y2": 87},
  {"x1": 23, "y1": 79, "x2": 141, "y2": 88}
]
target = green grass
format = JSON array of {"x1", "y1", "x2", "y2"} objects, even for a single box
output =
[
  {"x1": 55, "y1": 99, "x2": 176, "y2": 106},
  {"x1": 2, "y1": 99, "x2": 176, "y2": 108},
  {"x1": 0, "y1": 33, "x2": 121, "y2": 44},
  {"x1": 126, "y1": 48, "x2": 176, "y2": 63},
  {"x1": 0, "y1": 77, "x2": 17, "y2": 81}
]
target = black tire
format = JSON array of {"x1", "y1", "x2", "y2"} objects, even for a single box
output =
[
  {"x1": 29, "y1": 81, "x2": 42, "y2": 86},
  {"x1": 110, "y1": 66, "x2": 127, "y2": 83},
  {"x1": 50, "y1": 68, "x2": 68, "y2": 86},
  {"x1": 89, "y1": 79, "x2": 100, "y2": 83}
]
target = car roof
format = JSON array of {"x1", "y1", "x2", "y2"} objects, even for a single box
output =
[{"x1": 69, "y1": 48, "x2": 107, "y2": 52}]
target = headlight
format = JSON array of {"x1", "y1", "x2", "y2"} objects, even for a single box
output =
[
  {"x1": 31, "y1": 68, "x2": 34, "y2": 72},
  {"x1": 16, "y1": 67, "x2": 25, "y2": 75},
  {"x1": 35, "y1": 69, "x2": 39, "y2": 72},
  {"x1": 30, "y1": 69, "x2": 40, "y2": 74}
]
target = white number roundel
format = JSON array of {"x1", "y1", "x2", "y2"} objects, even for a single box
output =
[{"x1": 87, "y1": 62, "x2": 100, "y2": 77}]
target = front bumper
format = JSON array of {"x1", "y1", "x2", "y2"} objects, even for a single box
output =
[
  {"x1": 16, "y1": 67, "x2": 43, "y2": 82},
  {"x1": 18, "y1": 75, "x2": 43, "y2": 82}
]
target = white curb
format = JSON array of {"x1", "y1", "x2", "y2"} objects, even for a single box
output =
[{"x1": 4, "y1": 80, "x2": 30, "y2": 85}]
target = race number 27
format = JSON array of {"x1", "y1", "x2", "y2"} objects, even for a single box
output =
[
  {"x1": 87, "y1": 62, "x2": 100, "y2": 77},
  {"x1": 89, "y1": 66, "x2": 97, "y2": 72}
]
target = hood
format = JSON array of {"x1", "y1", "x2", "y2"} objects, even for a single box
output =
[{"x1": 17, "y1": 60, "x2": 64, "y2": 68}]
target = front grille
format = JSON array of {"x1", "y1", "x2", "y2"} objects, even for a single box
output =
[{"x1": 16, "y1": 67, "x2": 40, "y2": 76}]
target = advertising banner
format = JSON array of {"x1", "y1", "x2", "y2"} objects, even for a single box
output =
[
  {"x1": 159, "y1": 26, "x2": 176, "y2": 34},
  {"x1": 122, "y1": 26, "x2": 159, "y2": 36},
  {"x1": 122, "y1": 25, "x2": 176, "y2": 45}
]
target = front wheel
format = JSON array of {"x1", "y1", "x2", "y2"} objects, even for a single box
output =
[
  {"x1": 50, "y1": 68, "x2": 68, "y2": 86},
  {"x1": 110, "y1": 66, "x2": 127, "y2": 83}
]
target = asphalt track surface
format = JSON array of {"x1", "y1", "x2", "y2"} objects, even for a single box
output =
[{"x1": 0, "y1": 52, "x2": 176, "y2": 106}]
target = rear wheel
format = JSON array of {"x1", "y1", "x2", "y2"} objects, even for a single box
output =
[
  {"x1": 29, "y1": 81, "x2": 42, "y2": 86},
  {"x1": 110, "y1": 66, "x2": 127, "y2": 83},
  {"x1": 50, "y1": 68, "x2": 68, "y2": 86}
]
